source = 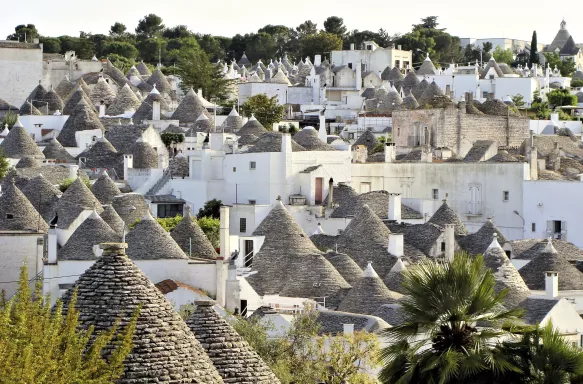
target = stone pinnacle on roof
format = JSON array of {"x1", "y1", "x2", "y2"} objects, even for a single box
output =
[
  {"x1": 60, "y1": 242, "x2": 224, "y2": 383},
  {"x1": 58, "y1": 210, "x2": 119, "y2": 260},
  {"x1": 170, "y1": 205, "x2": 217, "y2": 260},
  {"x1": 0, "y1": 178, "x2": 48, "y2": 232},
  {"x1": 21, "y1": 174, "x2": 61, "y2": 223},
  {"x1": 483, "y1": 233, "x2": 531, "y2": 308},
  {"x1": 91, "y1": 170, "x2": 121, "y2": 205},
  {"x1": 56, "y1": 177, "x2": 103, "y2": 229},
  {"x1": 126, "y1": 211, "x2": 188, "y2": 260},
  {"x1": 186, "y1": 300, "x2": 281, "y2": 383},
  {"x1": 428, "y1": 199, "x2": 467, "y2": 236},
  {"x1": 57, "y1": 97, "x2": 105, "y2": 147},
  {"x1": 518, "y1": 237, "x2": 583, "y2": 291},
  {"x1": 338, "y1": 261, "x2": 402, "y2": 315},
  {"x1": 0, "y1": 123, "x2": 45, "y2": 159}
]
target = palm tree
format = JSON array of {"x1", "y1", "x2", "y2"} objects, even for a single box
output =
[
  {"x1": 497, "y1": 322, "x2": 583, "y2": 384},
  {"x1": 379, "y1": 253, "x2": 523, "y2": 383}
]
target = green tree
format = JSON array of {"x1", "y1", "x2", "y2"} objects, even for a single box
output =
[
  {"x1": 174, "y1": 46, "x2": 234, "y2": 101},
  {"x1": 497, "y1": 322, "x2": 583, "y2": 383},
  {"x1": 196, "y1": 216, "x2": 220, "y2": 248},
  {"x1": 240, "y1": 94, "x2": 285, "y2": 129},
  {"x1": 482, "y1": 42, "x2": 493, "y2": 53},
  {"x1": 379, "y1": 253, "x2": 523, "y2": 383},
  {"x1": 196, "y1": 34, "x2": 225, "y2": 62},
  {"x1": 296, "y1": 20, "x2": 318, "y2": 39},
  {"x1": 135, "y1": 14, "x2": 165, "y2": 39},
  {"x1": 40, "y1": 37, "x2": 61, "y2": 53},
  {"x1": 160, "y1": 132, "x2": 184, "y2": 153},
  {"x1": 0, "y1": 266, "x2": 138, "y2": 383},
  {"x1": 544, "y1": 52, "x2": 576, "y2": 77},
  {"x1": 529, "y1": 30, "x2": 539, "y2": 65},
  {"x1": 136, "y1": 37, "x2": 167, "y2": 64},
  {"x1": 300, "y1": 31, "x2": 343, "y2": 60},
  {"x1": 1, "y1": 111, "x2": 18, "y2": 129},
  {"x1": 108, "y1": 54, "x2": 135, "y2": 72},
  {"x1": 493, "y1": 46, "x2": 514, "y2": 64},
  {"x1": 324, "y1": 16, "x2": 347, "y2": 38},
  {"x1": 7, "y1": 24, "x2": 39, "y2": 42},
  {"x1": 162, "y1": 25, "x2": 193, "y2": 39},
  {"x1": 103, "y1": 41, "x2": 139, "y2": 59},
  {"x1": 571, "y1": 79, "x2": 583, "y2": 88},
  {"x1": 0, "y1": 149, "x2": 9, "y2": 180},
  {"x1": 511, "y1": 94, "x2": 526, "y2": 108},
  {"x1": 548, "y1": 88, "x2": 577, "y2": 108},
  {"x1": 197, "y1": 198, "x2": 222, "y2": 219},
  {"x1": 109, "y1": 22, "x2": 127, "y2": 37}
]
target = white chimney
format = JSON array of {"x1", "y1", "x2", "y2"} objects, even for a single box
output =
[
  {"x1": 444, "y1": 224, "x2": 455, "y2": 262},
  {"x1": 388, "y1": 233, "x2": 404, "y2": 257},
  {"x1": 343, "y1": 323, "x2": 354, "y2": 335},
  {"x1": 281, "y1": 133, "x2": 292, "y2": 154},
  {"x1": 220, "y1": 205, "x2": 231, "y2": 260},
  {"x1": 47, "y1": 226, "x2": 58, "y2": 264},
  {"x1": 216, "y1": 205, "x2": 231, "y2": 307},
  {"x1": 123, "y1": 154, "x2": 133, "y2": 181},
  {"x1": 545, "y1": 271, "x2": 558, "y2": 299},
  {"x1": 98, "y1": 103, "x2": 106, "y2": 117},
  {"x1": 384, "y1": 143, "x2": 396, "y2": 163},
  {"x1": 388, "y1": 193, "x2": 401, "y2": 223},
  {"x1": 314, "y1": 55, "x2": 322, "y2": 67},
  {"x1": 319, "y1": 115, "x2": 327, "y2": 142},
  {"x1": 152, "y1": 100, "x2": 161, "y2": 120},
  {"x1": 350, "y1": 43, "x2": 355, "y2": 50},
  {"x1": 67, "y1": 164, "x2": 79, "y2": 180}
]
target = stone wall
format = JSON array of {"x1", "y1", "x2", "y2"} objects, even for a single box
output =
[
  {"x1": 0, "y1": 44, "x2": 43, "y2": 107},
  {"x1": 393, "y1": 107, "x2": 530, "y2": 157}
]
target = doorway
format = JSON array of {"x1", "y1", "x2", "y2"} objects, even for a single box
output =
[
  {"x1": 240, "y1": 300, "x2": 248, "y2": 317},
  {"x1": 244, "y1": 240, "x2": 254, "y2": 267},
  {"x1": 315, "y1": 177, "x2": 323, "y2": 204}
]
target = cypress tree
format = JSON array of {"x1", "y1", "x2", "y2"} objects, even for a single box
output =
[{"x1": 530, "y1": 31, "x2": 539, "y2": 65}]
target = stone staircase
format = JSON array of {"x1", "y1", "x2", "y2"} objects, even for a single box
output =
[{"x1": 146, "y1": 169, "x2": 171, "y2": 196}]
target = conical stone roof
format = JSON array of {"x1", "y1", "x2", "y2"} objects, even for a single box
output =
[
  {"x1": 60, "y1": 242, "x2": 223, "y2": 383},
  {"x1": 402, "y1": 71, "x2": 420, "y2": 94},
  {"x1": 0, "y1": 125, "x2": 45, "y2": 159},
  {"x1": 380, "y1": 66, "x2": 392, "y2": 81},
  {"x1": 146, "y1": 68, "x2": 172, "y2": 94},
  {"x1": 15, "y1": 155, "x2": 41, "y2": 169},
  {"x1": 76, "y1": 78, "x2": 91, "y2": 96},
  {"x1": 417, "y1": 81, "x2": 444, "y2": 106},
  {"x1": 323, "y1": 250, "x2": 363, "y2": 286},
  {"x1": 136, "y1": 61, "x2": 151, "y2": 76},
  {"x1": 132, "y1": 90, "x2": 170, "y2": 123},
  {"x1": 220, "y1": 107, "x2": 243, "y2": 132},
  {"x1": 172, "y1": 88, "x2": 213, "y2": 125},
  {"x1": 43, "y1": 88, "x2": 64, "y2": 114},
  {"x1": 169, "y1": 152, "x2": 189, "y2": 178},
  {"x1": 351, "y1": 129, "x2": 377, "y2": 154},
  {"x1": 237, "y1": 115, "x2": 267, "y2": 137},
  {"x1": 132, "y1": 139, "x2": 158, "y2": 169},
  {"x1": 89, "y1": 77, "x2": 116, "y2": 106},
  {"x1": 186, "y1": 300, "x2": 280, "y2": 383},
  {"x1": 193, "y1": 113, "x2": 212, "y2": 133},
  {"x1": 170, "y1": 206, "x2": 217, "y2": 260},
  {"x1": 126, "y1": 212, "x2": 187, "y2": 260},
  {"x1": 457, "y1": 218, "x2": 508, "y2": 255},
  {"x1": 417, "y1": 56, "x2": 438, "y2": 76},
  {"x1": 21, "y1": 174, "x2": 61, "y2": 223},
  {"x1": 57, "y1": 98, "x2": 105, "y2": 147},
  {"x1": 402, "y1": 90, "x2": 420, "y2": 109},
  {"x1": 106, "y1": 83, "x2": 141, "y2": 115},
  {"x1": 100, "y1": 204, "x2": 125, "y2": 234},
  {"x1": 58, "y1": 211, "x2": 118, "y2": 260},
  {"x1": 19, "y1": 100, "x2": 41, "y2": 115},
  {"x1": 56, "y1": 177, "x2": 103, "y2": 228},
  {"x1": 388, "y1": 67, "x2": 404, "y2": 89},
  {"x1": 293, "y1": 127, "x2": 336, "y2": 151},
  {"x1": 412, "y1": 78, "x2": 429, "y2": 100},
  {"x1": 55, "y1": 79, "x2": 75, "y2": 100},
  {"x1": 112, "y1": 193, "x2": 150, "y2": 226},
  {"x1": 519, "y1": 238, "x2": 583, "y2": 291},
  {"x1": 0, "y1": 178, "x2": 48, "y2": 232},
  {"x1": 62, "y1": 85, "x2": 96, "y2": 115},
  {"x1": 338, "y1": 262, "x2": 402, "y2": 315},
  {"x1": 361, "y1": 83, "x2": 376, "y2": 99},
  {"x1": 483, "y1": 235, "x2": 531, "y2": 308},
  {"x1": 428, "y1": 199, "x2": 467, "y2": 236},
  {"x1": 383, "y1": 258, "x2": 408, "y2": 295},
  {"x1": 248, "y1": 201, "x2": 350, "y2": 305},
  {"x1": 42, "y1": 138, "x2": 75, "y2": 162},
  {"x1": 91, "y1": 170, "x2": 121, "y2": 204},
  {"x1": 337, "y1": 204, "x2": 396, "y2": 276},
  {"x1": 83, "y1": 137, "x2": 120, "y2": 170},
  {"x1": 26, "y1": 83, "x2": 47, "y2": 108}
]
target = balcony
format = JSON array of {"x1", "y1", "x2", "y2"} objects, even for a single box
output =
[{"x1": 465, "y1": 201, "x2": 483, "y2": 216}]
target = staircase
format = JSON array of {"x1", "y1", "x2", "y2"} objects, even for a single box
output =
[{"x1": 146, "y1": 169, "x2": 172, "y2": 196}]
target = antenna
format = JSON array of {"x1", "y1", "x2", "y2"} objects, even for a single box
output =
[{"x1": 158, "y1": 46, "x2": 161, "y2": 66}]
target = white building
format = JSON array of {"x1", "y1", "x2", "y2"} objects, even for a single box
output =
[{"x1": 0, "y1": 40, "x2": 43, "y2": 108}]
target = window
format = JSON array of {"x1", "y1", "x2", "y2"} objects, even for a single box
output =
[
  {"x1": 239, "y1": 218, "x2": 247, "y2": 233},
  {"x1": 348, "y1": 63, "x2": 353, "y2": 69},
  {"x1": 248, "y1": 200, "x2": 256, "y2": 205},
  {"x1": 249, "y1": 161, "x2": 256, "y2": 170},
  {"x1": 157, "y1": 204, "x2": 183, "y2": 218},
  {"x1": 6, "y1": 213, "x2": 13, "y2": 219},
  {"x1": 503, "y1": 191, "x2": 509, "y2": 201},
  {"x1": 441, "y1": 242, "x2": 446, "y2": 252},
  {"x1": 532, "y1": 223, "x2": 536, "y2": 232},
  {"x1": 547, "y1": 220, "x2": 567, "y2": 240},
  {"x1": 432, "y1": 189, "x2": 439, "y2": 200},
  {"x1": 397, "y1": 128, "x2": 400, "y2": 137},
  {"x1": 233, "y1": 167, "x2": 236, "y2": 172}
]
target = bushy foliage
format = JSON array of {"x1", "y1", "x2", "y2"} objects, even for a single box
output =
[
  {"x1": 0, "y1": 266, "x2": 138, "y2": 383},
  {"x1": 197, "y1": 198, "x2": 222, "y2": 219},
  {"x1": 0, "y1": 150, "x2": 9, "y2": 180},
  {"x1": 232, "y1": 305, "x2": 379, "y2": 383},
  {"x1": 1, "y1": 111, "x2": 18, "y2": 129},
  {"x1": 548, "y1": 88, "x2": 578, "y2": 108},
  {"x1": 58, "y1": 177, "x2": 92, "y2": 192},
  {"x1": 240, "y1": 94, "x2": 285, "y2": 129},
  {"x1": 132, "y1": 214, "x2": 220, "y2": 248}
]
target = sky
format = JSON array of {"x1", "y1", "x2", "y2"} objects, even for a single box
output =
[{"x1": 0, "y1": 0, "x2": 578, "y2": 46}]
